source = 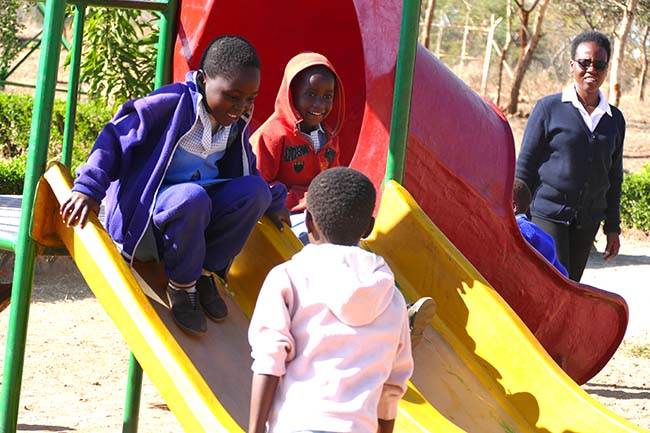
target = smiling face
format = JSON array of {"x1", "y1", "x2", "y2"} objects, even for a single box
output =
[
  {"x1": 199, "y1": 66, "x2": 260, "y2": 127},
  {"x1": 291, "y1": 66, "x2": 336, "y2": 133},
  {"x1": 570, "y1": 41, "x2": 609, "y2": 100}
]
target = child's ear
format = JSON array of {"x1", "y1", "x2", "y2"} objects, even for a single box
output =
[
  {"x1": 362, "y1": 217, "x2": 375, "y2": 239},
  {"x1": 197, "y1": 69, "x2": 206, "y2": 84},
  {"x1": 305, "y1": 211, "x2": 319, "y2": 241}
]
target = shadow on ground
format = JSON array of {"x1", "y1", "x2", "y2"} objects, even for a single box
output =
[
  {"x1": 0, "y1": 252, "x2": 93, "y2": 303},
  {"x1": 583, "y1": 382, "x2": 650, "y2": 400},
  {"x1": 585, "y1": 247, "x2": 650, "y2": 270}
]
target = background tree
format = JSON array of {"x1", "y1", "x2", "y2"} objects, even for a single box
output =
[
  {"x1": 637, "y1": 24, "x2": 649, "y2": 100},
  {"x1": 0, "y1": 0, "x2": 27, "y2": 88},
  {"x1": 79, "y1": 8, "x2": 158, "y2": 109},
  {"x1": 420, "y1": 0, "x2": 437, "y2": 49},
  {"x1": 507, "y1": 0, "x2": 552, "y2": 115},
  {"x1": 609, "y1": 0, "x2": 639, "y2": 106}
]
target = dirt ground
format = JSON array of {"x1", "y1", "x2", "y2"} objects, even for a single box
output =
[{"x1": 0, "y1": 233, "x2": 648, "y2": 432}]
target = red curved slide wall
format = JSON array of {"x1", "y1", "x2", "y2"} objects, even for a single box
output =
[{"x1": 173, "y1": 0, "x2": 628, "y2": 384}]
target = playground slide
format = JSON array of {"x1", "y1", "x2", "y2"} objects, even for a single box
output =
[
  {"x1": 173, "y1": 0, "x2": 628, "y2": 384},
  {"x1": 35, "y1": 163, "x2": 645, "y2": 432},
  {"x1": 35, "y1": 163, "x2": 463, "y2": 432}
]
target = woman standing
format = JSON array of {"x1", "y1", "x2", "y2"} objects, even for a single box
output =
[{"x1": 516, "y1": 31, "x2": 625, "y2": 281}]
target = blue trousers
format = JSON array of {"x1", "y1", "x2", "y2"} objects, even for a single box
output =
[{"x1": 151, "y1": 177, "x2": 271, "y2": 284}]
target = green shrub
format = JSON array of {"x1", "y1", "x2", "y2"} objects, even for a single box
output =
[
  {"x1": 620, "y1": 165, "x2": 650, "y2": 234},
  {"x1": 0, "y1": 154, "x2": 26, "y2": 194},
  {"x1": 0, "y1": 93, "x2": 112, "y2": 193}
]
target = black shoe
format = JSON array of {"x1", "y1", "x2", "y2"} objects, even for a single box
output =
[
  {"x1": 166, "y1": 286, "x2": 207, "y2": 335},
  {"x1": 197, "y1": 274, "x2": 228, "y2": 322}
]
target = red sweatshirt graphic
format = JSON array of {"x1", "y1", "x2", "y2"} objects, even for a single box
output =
[{"x1": 252, "y1": 52, "x2": 345, "y2": 212}]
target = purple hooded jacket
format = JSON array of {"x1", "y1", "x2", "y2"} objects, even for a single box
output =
[{"x1": 73, "y1": 71, "x2": 287, "y2": 260}]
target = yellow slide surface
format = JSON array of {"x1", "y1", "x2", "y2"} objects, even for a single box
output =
[{"x1": 34, "y1": 163, "x2": 646, "y2": 432}]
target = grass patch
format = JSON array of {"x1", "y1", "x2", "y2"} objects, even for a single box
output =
[{"x1": 621, "y1": 341, "x2": 650, "y2": 359}]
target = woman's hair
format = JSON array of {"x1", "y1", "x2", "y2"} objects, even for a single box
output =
[{"x1": 570, "y1": 31, "x2": 611, "y2": 62}]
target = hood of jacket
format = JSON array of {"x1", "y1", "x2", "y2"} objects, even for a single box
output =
[
  {"x1": 274, "y1": 52, "x2": 345, "y2": 138},
  {"x1": 292, "y1": 243, "x2": 396, "y2": 327}
]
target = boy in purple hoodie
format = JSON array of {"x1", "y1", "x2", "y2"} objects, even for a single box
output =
[
  {"x1": 248, "y1": 167, "x2": 413, "y2": 433},
  {"x1": 60, "y1": 35, "x2": 290, "y2": 335}
]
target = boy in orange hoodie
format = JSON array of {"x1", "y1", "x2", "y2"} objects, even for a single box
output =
[{"x1": 251, "y1": 52, "x2": 344, "y2": 242}]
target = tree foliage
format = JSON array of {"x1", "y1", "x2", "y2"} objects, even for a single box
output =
[
  {"x1": 79, "y1": 8, "x2": 158, "y2": 109},
  {"x1": 0, "y1": 0, "x2": 26, "y2": 81}
]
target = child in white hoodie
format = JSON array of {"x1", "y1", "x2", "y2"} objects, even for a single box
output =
[{"x1": 248, "y1": 167, "x2": 414, "y2": 433}]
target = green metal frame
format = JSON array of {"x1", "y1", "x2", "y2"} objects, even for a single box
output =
[
  {"x1": 0, "y1": 0, "x2": 176, "y2": 431},
  {"x1": 0, "y1": 0, "x2": 420, "y2": 430},
  {"x1": 0, "y1": 3, "x2": 71, "y2": 89},
  {"x1": 384, "y1": 0, "x2": 422, "y2": 185}
]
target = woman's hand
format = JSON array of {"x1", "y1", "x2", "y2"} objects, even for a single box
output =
[
  {"x1": 603, "y1": 232, "x2": 620, "y2": 262},
  {"x1": 60, "y1": 191, "x2": 100, "y2": 228}
]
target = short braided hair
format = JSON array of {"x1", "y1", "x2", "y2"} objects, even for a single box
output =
[
  {"x1": 199, "y1": 35, "x2": 260, "y2": 80},
  {"x1": 307, "y1": 167, "x2": 376, "y2": 246}
]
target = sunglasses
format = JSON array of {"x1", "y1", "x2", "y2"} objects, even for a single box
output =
[{"x1": 574, "y1": 58, "x2": 608, "y2": 72}]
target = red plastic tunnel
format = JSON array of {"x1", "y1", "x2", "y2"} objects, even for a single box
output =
[{"x1": 172, "y1": 0, "x2": 628, "y2": 385}]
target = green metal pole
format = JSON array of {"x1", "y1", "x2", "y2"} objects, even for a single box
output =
[
  {"x1": 122, "y1": 354, "x2": 143, "y2": 433},
  {"x1": 0, "y1": 0, "x2": 67, "y2": 430},
  {"x1": 37, "y1": 2, "x2": 71, "y2": 51},
  {"x1": 384, "y1": 0, "x2": 422, "y2": 185},
  {"x1": 154, "y1": 0, "x2": 178, "y2": 89},
  {"x1": 0, "y1": 235, "x2": 16, "y2": 252},
  {"x1": 122, "y1": 1, "x2": 177, "y2": 429},
  {"x1": 62, "y1": 4, "x2": 86, "y2": 167}
]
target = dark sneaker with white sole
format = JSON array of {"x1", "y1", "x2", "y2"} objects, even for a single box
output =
[
  {"x1": 407, "y1": 296, "x2": 436, "y2": 349},
  {"x1": 167, "y1": 286, "x2": 207, "y2": 335},
  {"x1": 197, "y1": 274, "x2": 228, "y2": 322}
]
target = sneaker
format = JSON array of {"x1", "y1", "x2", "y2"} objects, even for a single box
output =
[
  {"x1": 196, "y1": 274, "x2": 228, "y2": 322},
  {"x1": 408, "y1": 297, "x2": 436, "y2": 349},
  {"x1": 167, "y1": 286, "x2": 207, "y2": 335}
]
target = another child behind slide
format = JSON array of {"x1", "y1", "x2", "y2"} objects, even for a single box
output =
[
  {"x1": 248, "y1": 167, "x2": 413, "y2": 433},
  {"x1": 513, "y1": 178, "x2": 568, "y2": 277},
  {"x1": 60, "y1": 35, "x2": 290, "y2": 335},
  {"x1": 251, "y1": 52, "x2": 344, "y2": 242}
]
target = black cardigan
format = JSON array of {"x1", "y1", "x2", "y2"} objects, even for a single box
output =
[{"x1": 515, "y1": 93, "x2": 625, "y2": 233}]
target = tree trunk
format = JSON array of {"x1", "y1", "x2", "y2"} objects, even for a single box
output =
[
  {"x1": 609, "y1": 0, "x2": 638, "y2": 106},
  {"x1": 457, "y1": 10, "x2": 471, "y2": 79},
  {"x1": 638, "y1": 25, "x2": 649, "y2": 101},
  {"x1": 496, "y1": 0, "x2": 513, "y2": 107},
  {"x1": 481, "y1": 15, "x2": 502, "y2": 97},
  {"x1": 420, "y1": 0, "x2": 436, "y2": 49},
  {"x1": 507, "y1": 0, "x2": 551, "y2": 115}
]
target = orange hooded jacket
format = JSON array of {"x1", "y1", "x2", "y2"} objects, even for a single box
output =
[{"x1": 251, "y1": 52, "x2": 345, "y2": 212}]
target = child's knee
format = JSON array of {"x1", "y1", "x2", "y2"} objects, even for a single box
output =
[
  {"x1": 242, "y1": 176, "x2": 272, "y2": 210},
  {"x1": 156, "y1": 184, "x2": 212, "y2": 226}
]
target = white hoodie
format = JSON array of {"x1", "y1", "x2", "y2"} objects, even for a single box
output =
[{"x1": 249, "y1": 243, "x2": 413, "y2": 433}]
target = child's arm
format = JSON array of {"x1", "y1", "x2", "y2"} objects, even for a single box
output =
[
  {"x1": 60, "y1": 191, "x2": 101, "y2": 228},
  {"x1": 248, "y1": 266, "x2": 296, "y2": 431},
  {"x1": 248, "y1": 373, "x2": 279, "y2": 433},
  {"x1": 250, "y1": 129, "x2": 282, "y2": 183},
  {"x1": 378, "y1": 306, "x2": 414, "y2": 428},
  {"x1": 378, "y1": 418, "x2": 396, "y2": 433}
]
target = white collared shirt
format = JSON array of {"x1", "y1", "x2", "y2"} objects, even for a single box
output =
[
  {"x1": 561, "y1": 85, "x2": 612, "y2": 132},
  {"x1": 176, "y1": 93, "x2": 231, "y2": 157},
  {"x1": 308, "y1": 124, "x2": 326, "y2": 153}
]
